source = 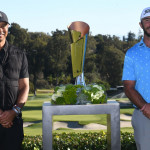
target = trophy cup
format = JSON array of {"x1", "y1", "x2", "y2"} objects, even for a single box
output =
[{"x1": 68, "y1": 21, "x2": 90, "y2": 86}]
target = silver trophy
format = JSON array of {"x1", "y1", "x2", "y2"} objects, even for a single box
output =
[{"x1": 68, "y1": 21, "x2": 90, "y2": 86}]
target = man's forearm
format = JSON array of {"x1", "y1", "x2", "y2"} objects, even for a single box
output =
[
  {"x1": 16, "y1": 78, "x2": 29, "y2": 109},
  {"x1": 16, "y1": 86, "x2": 29, "y2": 109},
  {"x1": 124, "y1": 86, "x2": 146, "y2": 109}
]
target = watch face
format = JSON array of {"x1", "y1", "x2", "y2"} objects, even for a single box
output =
[{"x1": 13, "y1": 105, "x2": 22, "y2": 117}]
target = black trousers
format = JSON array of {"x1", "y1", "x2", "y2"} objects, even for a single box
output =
[{"x1": 0, "y1": 117, "x2": 24, "y2": 150}]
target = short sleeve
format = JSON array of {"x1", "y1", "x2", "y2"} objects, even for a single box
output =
[
  {"x1": 19, "y1": 52, "x2": 29, "y2": 79},
  {"x1": 122, "y1": 53, "x2": 136, "y2": 81}
]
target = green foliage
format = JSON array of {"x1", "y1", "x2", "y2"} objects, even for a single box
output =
[
  {"x1": 51, "y1": 84, "x2": 81, "y2": 105},
  {"x1": 51, "y1": 84, "x2": 107, "y2": 105},
  {"x1": 99, "y1": 46, "x2": 125, "y2": 87},
  {"x1": 22, "y1": 135, "x2": 42, "y2": 150},
  {"x1": 53, "y1": 132, "x2": 107, "y2": 150},
  {"x1": 21, "y1": 132, "x2": 136, "y2": 150},
  {"x1": 63, "y1": 85, "x2": 78, "y2": 104},
  {"x1": 7, "y1": 23, "x2": 140, "y2": 87},
  {"x1": 121, "y1": 132, "x2": 136, "y2": 150},
  {"x1": 36, "y1": 79, "x2": 50, "y2": 89},
  {"x1": 82, "y1": 84, "x2": 107, "y2": 104}
]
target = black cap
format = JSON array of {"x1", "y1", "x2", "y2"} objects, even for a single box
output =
[{"x1": 0, "y1": 11, "x2": 9, "y2": 24}]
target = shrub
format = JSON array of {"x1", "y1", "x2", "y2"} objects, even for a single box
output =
[
  {"x1": 53, "y1": 132, "x2": 107, "y2": 150},
  {"x1": 21, "y1": 132, "x2": 136, "y2": 150},
  {"x1": 121, "y1": 132, "x2": 136, "y2": 150},
  {"x1": 22, "y1": 135, "x2": 42, "y2": 150},
  {"x1": 36, "y1": 79, "x2": 50, "y2": 89}
]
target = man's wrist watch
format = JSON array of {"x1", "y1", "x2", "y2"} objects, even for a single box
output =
[{"x1": 12, "y1": 105, "x2": 22, "y2": 116}]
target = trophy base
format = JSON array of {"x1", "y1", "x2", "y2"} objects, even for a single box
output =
[{"x1": 75, "y1": 73, "x2": 86, "y2": 86}]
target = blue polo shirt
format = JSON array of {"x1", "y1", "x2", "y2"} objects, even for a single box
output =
[{"x1": 122, "y1": 38, "x2": 150, "y2": 103}]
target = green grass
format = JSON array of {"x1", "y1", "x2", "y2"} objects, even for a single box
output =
[
  {"x1": 115, "y1": 98, "x2": 129, "y2": 101},
  {"x1": 54, "y1": 114, "x2": 107, "y2": 125},
  {"x1": 23, "y1": 91, "x2": 134, "y2": 136},
  {"x1": 120, "y1": 108, "x2": 134, "y2": 115},
  {"x1": 24, "y1": 122, "x2": 42, "y2": 136},
  {"x1": 121, "y1": 127, "x2": 134, "y2": 133},
  {"x1": 22, "y1": 99, "x2": 45, "y2": 122},
  {"x1": 23, "y1": 123, "x2": 134, "y2": 136}
]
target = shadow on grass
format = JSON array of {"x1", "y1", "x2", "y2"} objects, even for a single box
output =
[
  {"x1": 22, "y1": 106, "x2": 42, "y2": 111},
  {"x1": 28, "y1": 95, "x2": 51, "y2": 100}
]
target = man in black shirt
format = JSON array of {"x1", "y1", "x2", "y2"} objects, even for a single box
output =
[{"x1": 0, "y1": 11, "x2": 29, "y2": 150}]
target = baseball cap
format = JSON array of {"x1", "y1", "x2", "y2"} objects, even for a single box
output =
[
  {"x1": 140, "y1": 7, "x2": 150, "y2": 21},
  {"x1": 0, "y1": 11, "x2": 9, "y2": 24}
]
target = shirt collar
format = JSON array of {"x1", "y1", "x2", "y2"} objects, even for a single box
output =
[
  {"x1": 138, "y1": 38, "x2": 145, "y2": 47},
  {"x1": 138, "y1": 38, "x2": 150, "y2": 49}
]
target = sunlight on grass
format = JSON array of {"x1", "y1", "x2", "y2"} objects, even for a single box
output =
[
  {"x1": 23, "y1": 91, "x2": 134, "y2": 136},
  {"x1": 53, "y1": 114, "x2": 107, "y2": 125},
  {"x1": 24, "y1": 123, "x2": 134, "y2": 136},
  {"x1": 120, "y1": 108, "x2": 134, "y2": 115},
  {"x1": 24, "y1": 123, "x2": 42, "y2": 136}
]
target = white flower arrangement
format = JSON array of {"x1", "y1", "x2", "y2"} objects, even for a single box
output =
[{"x1": 51, "y1": 84, "x2": 107, "y2": 105}]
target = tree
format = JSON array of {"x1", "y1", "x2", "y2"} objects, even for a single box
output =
[
  {"x1": 27, "y1": 32, "x2": 50, "y2": 95},
  {"x1": 99, "y1": 46, "x2": 125, "y2": 87},
  {"x1": 45, "y1": 30, "x2": 71, "y2": 85},
  {"x1": 127, "y1": 31, "x2": 136, "y2": 42},
  {"x1": 7, "y1": 23, "x2": 29, "y2": 50}
]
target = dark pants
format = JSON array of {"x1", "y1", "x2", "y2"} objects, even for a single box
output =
[{"x1": 0, "y1": 117, "x2": 24, "y2": 150}]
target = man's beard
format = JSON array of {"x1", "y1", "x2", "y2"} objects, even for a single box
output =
[
  {"x1": 144, "y1": 28, "x2": 150, "y2": 37},
  {"x1": 142, "y1": 22, "x2": 150, "y2": 37}
]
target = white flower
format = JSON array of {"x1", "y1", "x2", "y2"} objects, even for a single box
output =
[
  {"x1": 93, "y1": 85, "x2": 102, "y2": 90},
  {"x1": 57, "y1": 86, "x2": 66, "y2": 92},
  {"x1": 56, "y1": 91, "x2": 63, "y2": 97},
  {"x1": 91, "y1": 90, "x2": 104, "y2": 100},
  {"x1": 51, "y1": 84, "x2": 107, "y2": 105},
  {"x1": 51, "y1": 94, "x2": 59, "y2": 101}
]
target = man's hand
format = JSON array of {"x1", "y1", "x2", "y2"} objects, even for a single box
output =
[
  {"x1": 0, "y1": 110, "x2": 16, "y2": 128},
  {"x1": 142, "y1": 104, "x2": 150, "y2": 119}
]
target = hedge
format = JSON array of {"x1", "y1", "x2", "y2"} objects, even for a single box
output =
[{"x1": 22, "y1": 132, "x2": 136, "y2": 150}]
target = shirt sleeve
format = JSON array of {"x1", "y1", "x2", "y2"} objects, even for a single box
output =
[
  {"x1": 122, "y1": 52, "x2": 136, "y2": 81},
  {"x1": 19, "y1": 52, "x2": 29, "y2": 79}
]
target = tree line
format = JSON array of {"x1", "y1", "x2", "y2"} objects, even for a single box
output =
[{"x1": 6, "y1": 23, "x2": 142, "y2": 93}]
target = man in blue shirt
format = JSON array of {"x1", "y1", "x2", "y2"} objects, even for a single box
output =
[{"x1": 122, "y1": 7, "x2": 150, "y2": 150}]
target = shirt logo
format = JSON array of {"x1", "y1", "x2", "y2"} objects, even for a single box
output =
[
  {"x1": 144, "y1": 9, "x2": 150, "y2": 15},
  {"x1": 139, "y1": 43, "x2": 143, "y2": 46}
]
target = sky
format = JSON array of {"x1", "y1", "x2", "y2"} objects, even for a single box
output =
[{"x1": 1, "y1": 0, "x2": 150, "y2": 39}]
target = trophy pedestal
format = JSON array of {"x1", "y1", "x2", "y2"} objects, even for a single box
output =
[{"x1": 42, "y1": 100, "x2": 121, "y2": 150}]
